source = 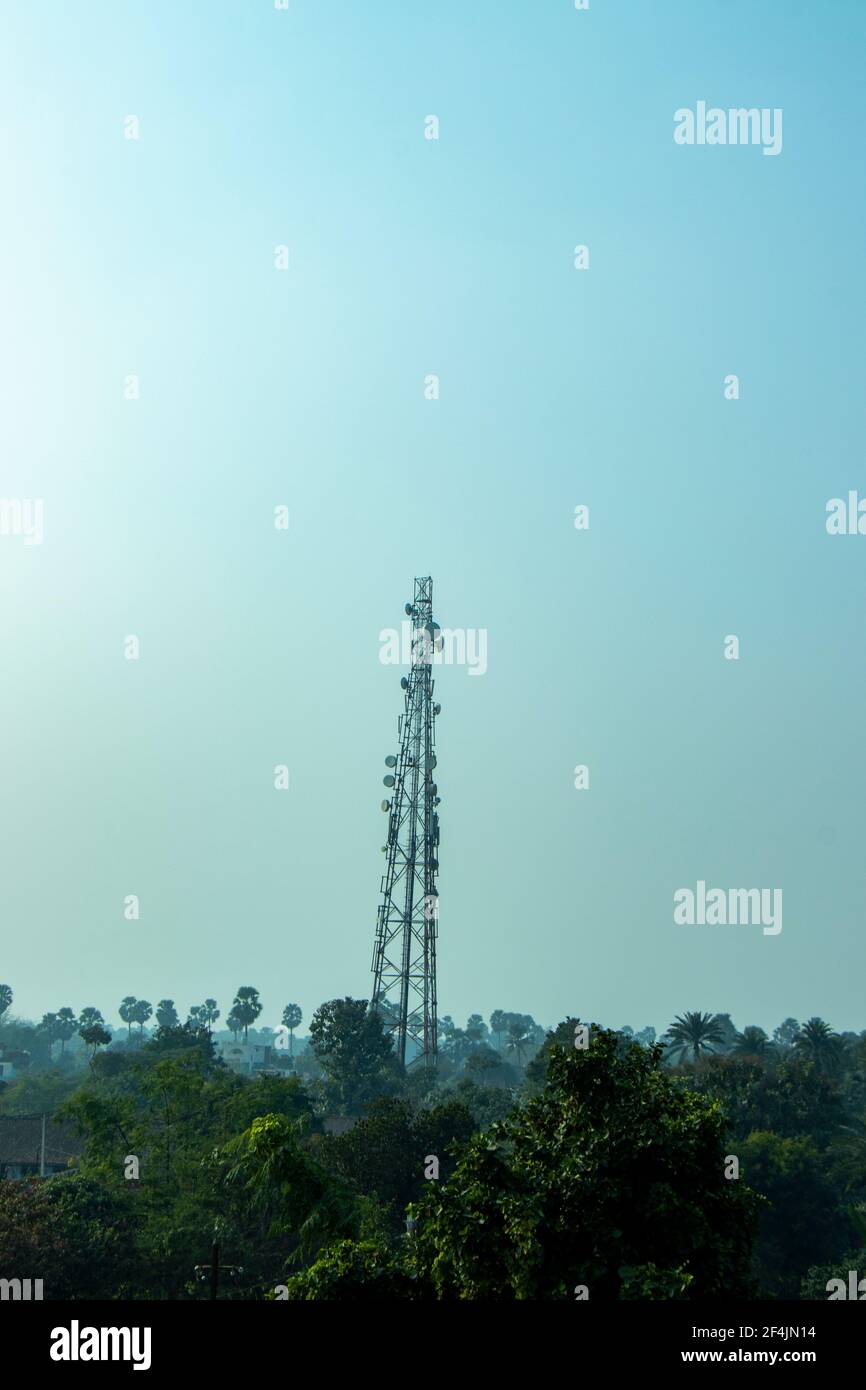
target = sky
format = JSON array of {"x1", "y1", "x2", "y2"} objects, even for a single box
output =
[{"x1": 1, "y1": 0, "x2": 865, "y2": 1040}]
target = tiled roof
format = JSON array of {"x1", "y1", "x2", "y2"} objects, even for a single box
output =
[{"x1": 0, "y1": 1115, "x2": 83, "y2": 1166}]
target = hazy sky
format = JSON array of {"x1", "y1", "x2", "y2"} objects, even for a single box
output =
[{"x1": 1, "y1": 1, "x2": 864, "y2": 1038}]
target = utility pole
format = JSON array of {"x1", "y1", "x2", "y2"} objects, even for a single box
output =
[
  {"x1": 371, "y1": 576, "x2": 442, "y2": 1068},
  {"x1": 194, "y1": 1239, "x2": 243, "y2": 1300}
]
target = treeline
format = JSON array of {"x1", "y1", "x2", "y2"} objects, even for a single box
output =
[
  {"x1": 0, "y1": 984, "x2": 301, "y2": 1060},
  {"x1": 1, "y1": 986, "x2": 865, "y2": 1300}
]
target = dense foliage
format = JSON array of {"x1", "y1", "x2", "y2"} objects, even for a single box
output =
[{"x1": 1, "y1": 987, "x2": 864, "y2": 1300}]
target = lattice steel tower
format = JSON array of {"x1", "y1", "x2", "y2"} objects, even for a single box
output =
[{"x1": 371, "y1": 576, "x2": 441, "y2": 1067}]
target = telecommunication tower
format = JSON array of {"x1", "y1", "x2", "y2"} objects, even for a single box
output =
[{"x1": 371, "y1": 576, "x2": 442, "y2": 1067}]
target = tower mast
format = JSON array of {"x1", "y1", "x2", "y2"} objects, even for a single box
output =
[{"x1": 371, "y1": 576, "x2": 441, "y2": 1067}]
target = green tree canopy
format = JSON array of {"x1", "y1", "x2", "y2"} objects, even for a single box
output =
[
  {"x1": 291, "y1": 1027, "x2": 764, "y2": 1299},
  {"x1": 308, "y1": 998, "x2": 399, "y2": 1115},
  {"x1": 155, "y1": 1000, "x2": 179, "y2": 1030}
]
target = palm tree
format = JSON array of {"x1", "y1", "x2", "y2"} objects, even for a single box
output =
[
  {"x1": 132, "y1": 999, "x2": 153, "y2": 1039},
  {"x1": 0, "y1": 984, "x2": 12, "y2": 1022},
  {"x1": 119, "y1": 996, "x2": 138, "y2": 1041},
  {"x1": 55, "y1": 1007, "x2": 78, "y2": 1054},
  {"x1": 232, "y1": 986, "x2": 262, "y2": 1042},
  {"x1": 506, "y1": 1018, "x2": 531, "y2": 1063},
  {"x1": 732, "y1": 1026, "x2": 772, "y2": 1058},
  {"x1": 465, "y1": 1014, "x2": 487, "y2": 1046},
  {"x1": 664, "y1": 1011, "x2": 726, "y2": 1065},
  {"x1": 202, "y1": 999, "x2": 220, "y2": 1035},
  {"x1": 489, "y1": 1009, "x2": 507, "y2": 1052},
  {"x1": 38, "y1": 1012, "x2": 60, "y2": 1060},
  {"x1": 227, "y1": 1008, "x2": 243, "y2": 1042},
  {"x1": 282, "y1": 1003, "x2": 302, "y2": 1055},
  {"x1": 792, "y1": 1017, "x2": 843, "y2": 1073}
]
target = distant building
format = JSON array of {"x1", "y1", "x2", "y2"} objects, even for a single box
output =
[
  {"x1": 0, "y1": 1049, "x2": 30, "y2": 1080},
  {"x1": 0, "y1": 1116, "x2": 82, "y2": 1179},
  {"x1": 216, "y1": 1041, "x2": 277, "y2": 1075}
]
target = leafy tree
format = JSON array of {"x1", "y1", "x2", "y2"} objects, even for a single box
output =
[
  {"x1": 710, "y1": 1013, "x2": 739, "y2": 1053},
  {"x1": 685, "y1": 1054, "x2": 845, "y2": 1146},
  {"x1": 0, "y1": 984, "x2": 12, "y2": 1021},
  {"x1": 413, "y1": 1032, "x2": 762, "y2": 1298},
  {"x1": 80, "y1": 1023, "x2": 112, "y2": 1062},
  {"x1": 155, "y1": 1000, "x2": 179, "y2": 1030},
  {"x1": 119, "y1": 996, "x2": 138, "y2": 1041},
  {"x1": 0, "y1": 1068, "x2": 81, "y2": 1117},
  {"x1": 60, "y1": 1046, "x2": 324, "y2": 1298},
  {"x1": 740, "y1": 1131, "x2": 849, "y2": 1298},
  {"x1": 0, "y1": 1175, "x2": 139, "y2": 1298},
  {"x1": 282, "y1": 1004, "x2": 302, "y2": 1056},
  {"x1": 664, "y1": 1011, "x2": 727, "y2": 1065},
  {"x1": 217, "y1": 1112, "x2": 357, "y2": 1267},
  {"x1": 773, "y1": 1017, "x2": 800, "y2": 1050},
  {"x1": 793, "y1": 1018, "x2": 844, "y2": 1074},
  {"x1": 829, "y1": 1114, "x2": 866, "y2": 1200},
  {"x1": 292, "y1": 1028, "x2": 763, "y2": 1299},
  {"x1": 801, "y1": 1245, "x2": 866, "y2": 1300},
  {"x1": 78, "y1": 1007, "x2": 105, "y2": 1032},
  {"x1": 315, "y1": 1096, "x2": 474, "y2": 1230},
  {"x1": 524, "y1": 1016, "x2": 583, "y2": 1092},
  {"x1": 143, "y1": 1021, "x2": 215, "y2": 1059},
  {"x1": 231, "y1": 987, "x2": 262, "y2": 1042},
  {"x1": 634, "y1": 1026, "x2": 657, "y2": 1048},
  {"x1": 309, "y1": 997, "x2": 399, "y2": 1115},
  {"x1": 442, "y1": 1076, "x2": 518, "y2": 1128},
  {"x1": 284, "y1": 1238, "x2": 418, "y2": 1300},
  {"x1": 463, "y1": 1046, "x2": 518, "y2": 1088}
]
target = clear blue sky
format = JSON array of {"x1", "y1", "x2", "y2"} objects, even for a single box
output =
[{"x1": 1, "y1": 1, "x2": 864, "y2": 1038}]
